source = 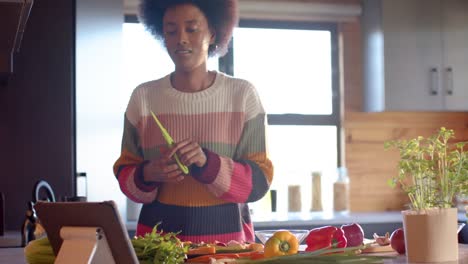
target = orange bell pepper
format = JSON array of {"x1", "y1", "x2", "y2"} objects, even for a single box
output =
[{"x1": 263, "y1": 230, "x2": 299, "y2": 258}]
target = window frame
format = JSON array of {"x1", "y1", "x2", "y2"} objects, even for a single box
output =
[{"x1": 222, "y1": 20, "x2": 342, "y2": 166}]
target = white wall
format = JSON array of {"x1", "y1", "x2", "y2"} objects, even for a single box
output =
[{"x1": 76, "y1": 0, "x2": 127, "y2": 218}]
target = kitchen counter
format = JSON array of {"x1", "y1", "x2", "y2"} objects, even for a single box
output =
[
  {"x1": 2, "y1": 244, "x2": 468, "y2": 263},
  {"x1": 250, "y1": 211, "x2": 405, "y2": 237},
  {"x1": 372, "y1": 245, "x2": 468, "y2": 264},
  {"x1": 126, "y1": 211, "x2": 468, "y2": 241},
  {"x1": 0, "y1": 231, "x2": 22, "y2": 248},
  {"x1": 0, "y1": 247, "x2": 25, "y2": 264},
  {"x1": 127, "y1": 211, "x2": 467, "y2": 230},
  {"x1": 126, "y1": 211, "x2": 407, "y2": 231},
  {"x1": 124, "y1": 211, "x2": 408, "y2": 238},
  {"x1": 251, "y1": 210, "x2": 468, "y2": 226},
  {"x1": 251, "y1": 211, "x2": 404, "y2": 227},
  {"x1": 252, "y1": 211, "x2": 467, "y2": 239}
]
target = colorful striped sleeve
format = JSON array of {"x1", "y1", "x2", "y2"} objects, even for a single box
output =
[
  {"x1": 191, "y1": 83, "x2": 274, "y2": 203},
  {"x1": 113, "y1": 89, "x2": 160, "y2": 204}
]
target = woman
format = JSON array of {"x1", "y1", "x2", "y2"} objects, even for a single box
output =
[{"x1": 113, "y1": 0, "x2": 273, "y2": 243}]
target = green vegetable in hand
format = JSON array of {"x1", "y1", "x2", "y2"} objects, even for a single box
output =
[{"x1": 131, "y1": 223, "x2": 188, "y2": 264}]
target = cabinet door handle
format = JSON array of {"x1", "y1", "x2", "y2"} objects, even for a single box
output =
[
  {"x1": 430, "y1": 67, "x2": 439, "y2": 95},
  {"x1": 445, "y1": 67, "x2": 453, "y2": 95}
]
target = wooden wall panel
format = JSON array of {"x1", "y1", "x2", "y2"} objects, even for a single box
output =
[
  {"x1": 339, "y1": 21, "x2": 362, "y2": 113},
  {"x1": 346, "y1": 112, "x2": 468, "y2": 129},
  {"x1": 344, "y1": 113, "x2": 468, "y2": 211}
]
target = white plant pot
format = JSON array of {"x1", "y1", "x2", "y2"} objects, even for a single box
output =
[{"x1": 402, "y1": 208, "x2": 459, "y2": 263}]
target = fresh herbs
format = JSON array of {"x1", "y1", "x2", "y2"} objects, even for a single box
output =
[
  {"x1": 131, "y1": 223, "x2": 188, "y2": 264},
  {"x1": 385, "y1": 127, "x2": 468, "y2": 210}
]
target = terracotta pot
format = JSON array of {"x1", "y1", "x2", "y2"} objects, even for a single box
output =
[{"x1": 402, "y1": 208, "x2": 458, "y2": 263}]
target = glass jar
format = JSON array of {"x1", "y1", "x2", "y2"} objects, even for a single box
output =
[
  {"x1": 333, "y1": 167, "x2": 349, "y2": 212},
  {"x1": 310, "y1": 171, "x2": 323, "y2": 211}
]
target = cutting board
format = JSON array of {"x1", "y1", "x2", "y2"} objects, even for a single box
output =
[
  {"x1": 362, "y1": 243, "x2": 394, "y2": 253},
  {"x1": 360, "y1": 238, "x2": 395, "y2": 253}
]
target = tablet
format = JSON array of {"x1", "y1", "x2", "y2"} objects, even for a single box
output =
[{"x1": 34, "y1": 200, "x2": 138, "y2": 264}]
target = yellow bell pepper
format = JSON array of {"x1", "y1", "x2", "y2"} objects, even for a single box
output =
[{"x1": 263, "y1": 230, "x2": 299, "y2": 258}]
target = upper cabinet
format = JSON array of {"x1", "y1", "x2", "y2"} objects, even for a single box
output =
[
  {"x1": 441, "y1": 0, "x2": 468, "y2": 111},
  {"x1": 362, "y1": 0, "x2": 468, "y2": 111},
  {"x1": 0, "y1": 0, "x2": 34, "y2": 85}
]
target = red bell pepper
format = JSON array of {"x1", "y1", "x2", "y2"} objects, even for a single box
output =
[{"x1": 305, "y1": 226, "x2": 347, "y2": 252}]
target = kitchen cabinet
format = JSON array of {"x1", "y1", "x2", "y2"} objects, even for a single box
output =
[
  {"x1": 0, "y1": 0, "x2": 33, "y2": 85},
  {"x1": 1, "y1": 0, "x2": 75, "y2": 231},
  {"x1": 363, "y1": 0, "x2": 468, "y2": 111}
]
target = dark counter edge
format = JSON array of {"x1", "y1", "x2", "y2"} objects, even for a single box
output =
[{"x1": 125, "y1": 211, "x2": 468, "y2": 243}]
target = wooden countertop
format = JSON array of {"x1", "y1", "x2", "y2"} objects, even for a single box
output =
[
  {"x1": 2, "y1": 244, "x2": 468, "y2": 264},
  {"x1": 373, "y1": 244, "x2": 468, "y2": 264}
]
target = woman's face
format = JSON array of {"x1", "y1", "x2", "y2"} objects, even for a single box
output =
[{"x1": 163, "y1": 4, "x2": 215, "y2": 72}]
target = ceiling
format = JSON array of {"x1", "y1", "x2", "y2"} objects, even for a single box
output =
[{"x1": 123, "y1": 0, "x2": 361, "y2": 22}]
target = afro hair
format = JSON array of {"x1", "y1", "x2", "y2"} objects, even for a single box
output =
[{"x1": 138, "y1": 0, "x2": 238, "y2": 57}]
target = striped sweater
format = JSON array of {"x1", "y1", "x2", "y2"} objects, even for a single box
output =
[{"x1": 113, "y1": 71, "x2": 273, "y2": 243}]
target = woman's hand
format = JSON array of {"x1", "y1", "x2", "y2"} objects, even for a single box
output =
[
  {"x1": 168, "y1": 138, "x2": 207, "y2": 168},
  {"x1": 143, "y1": 147, "x2": 186, "y2": 183}
]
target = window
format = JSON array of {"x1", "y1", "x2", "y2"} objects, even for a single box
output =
[
  {"x1": 226, "y1": 21, "x2": 340, "y2": 216},
  {"x1": 116, "y1": 19, "x2": 340, "y2": 218}
]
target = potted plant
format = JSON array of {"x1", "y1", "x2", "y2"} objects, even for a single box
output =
[{"x1": 385, "y1": 127, "x2": 468, "y2": 262}]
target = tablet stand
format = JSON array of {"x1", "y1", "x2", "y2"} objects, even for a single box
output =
[{"x1": 55, "y1": 226, "x2": 115, "y2": 264}]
